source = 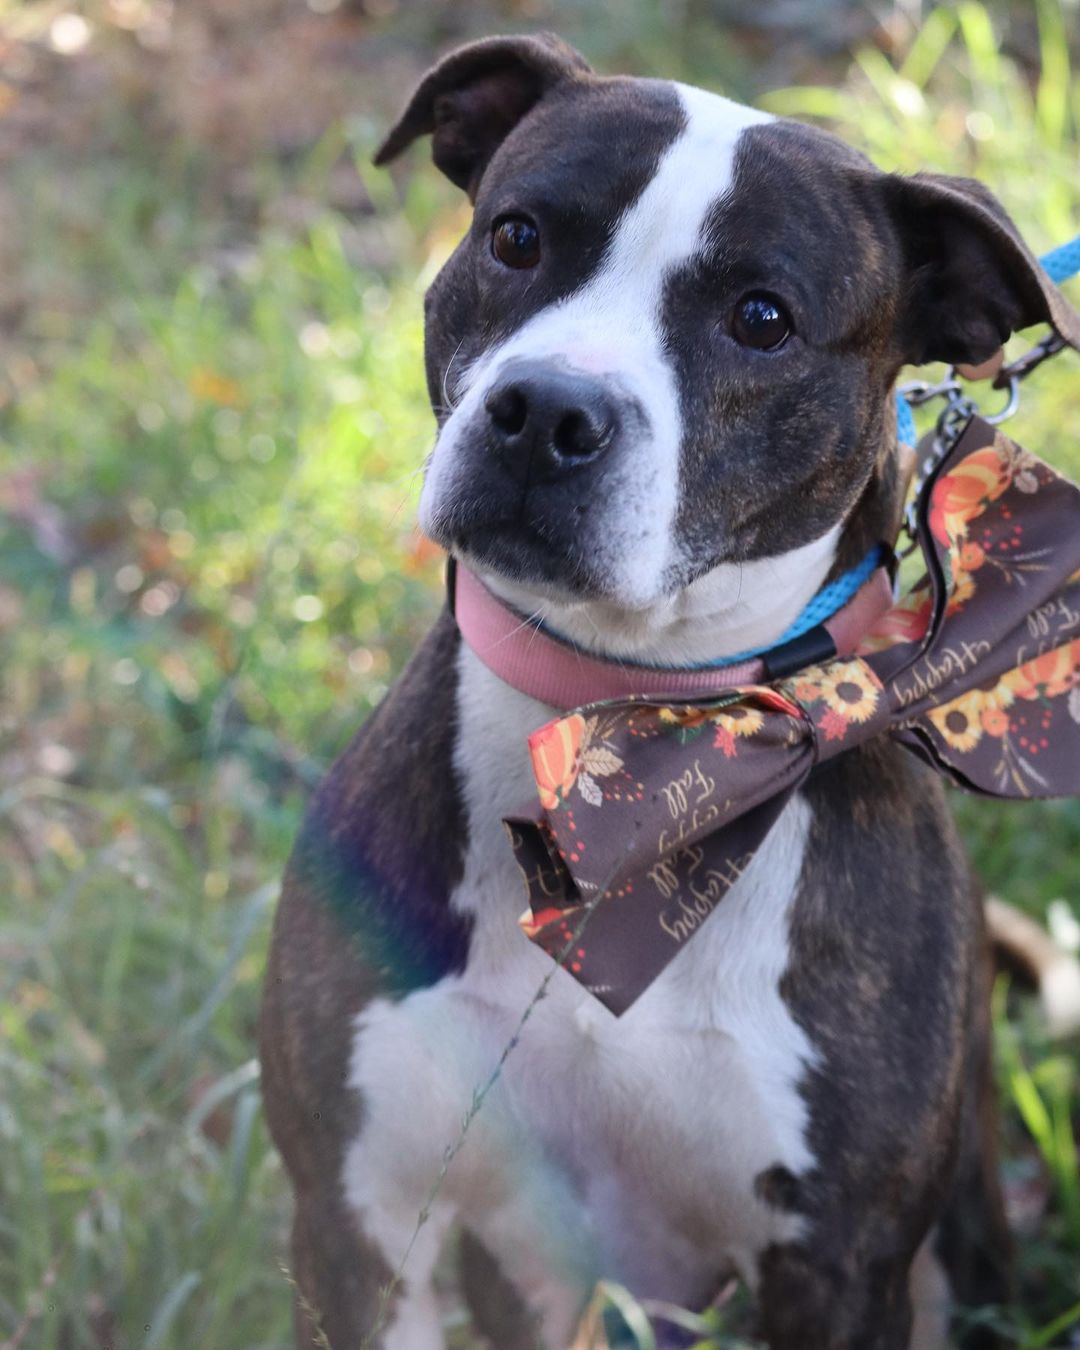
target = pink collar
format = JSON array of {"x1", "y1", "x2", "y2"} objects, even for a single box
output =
[{"x1": 453, "y1": 562, "x2": 895, "y2": 711}]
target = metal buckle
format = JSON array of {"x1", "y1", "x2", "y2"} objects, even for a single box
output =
[
  {"x1": 899, "y1": 373, "x2": 966, "y2": 409},
  {"x1": 993, "y1": 331, "x2": 1066, "y2": 387},
  {"x1": 899, "y1": 369, "x2": 1020, "y2": 424}
]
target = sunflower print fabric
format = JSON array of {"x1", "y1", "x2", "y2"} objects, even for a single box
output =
[{"x1": 504, "y1": 416, "x2": 1080, "y2": 1015}]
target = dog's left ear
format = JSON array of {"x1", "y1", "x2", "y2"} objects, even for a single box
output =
[
  {"x1": 884, "y1": 172, "x2": 1080, "y2": 367},
  {"x1": 373, "y1": 34, "x2": 592, "y2": 199}
]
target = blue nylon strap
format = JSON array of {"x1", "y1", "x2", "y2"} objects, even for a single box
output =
[
  {"x1": 1042, "y1": 236, "x2": 1080, "y2": 286},
  {"x1": 894, "y1": 232, "x2": 1080, "y2": 445},
  {"x1": 896, "y1": 392, "x2": 917, "y2": 448},
  {"x1": 694, "y1": 542, "x2": 888, "y2": 669}
]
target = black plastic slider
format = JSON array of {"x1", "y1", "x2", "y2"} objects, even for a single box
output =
[
  {"x1": 445, "y1": 556, "x2": 458, "y2": 618},
  {"x1": 761, "y1": 625, "x2": 837, "y2": 680}
]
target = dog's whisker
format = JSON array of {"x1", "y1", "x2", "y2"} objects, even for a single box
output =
[
  {"x1": 486, "y1": 603, "x2": 549, "y2": 652},
  {"x1": 441, "y1": 339, "x2": 467, "y2": 413},
  {"x1": 385, "y1": 458, "x2": 434, "y2": 527},
  {"x1": 520, "y1": 606, "x2": 559, "y2": 663}
]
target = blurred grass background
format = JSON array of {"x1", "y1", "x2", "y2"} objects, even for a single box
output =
[{"x1": 1, "y1": 1, "x2": 1079, "y2": 1346}]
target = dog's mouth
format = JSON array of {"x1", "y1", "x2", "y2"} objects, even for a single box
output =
[{"x1": 436, "y1": 514, "x2": 607, "y2": 600}]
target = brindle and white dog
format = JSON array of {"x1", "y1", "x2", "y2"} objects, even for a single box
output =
[{"x1": 260, "y1": 34, "x2": 1069, "y2": 1349}]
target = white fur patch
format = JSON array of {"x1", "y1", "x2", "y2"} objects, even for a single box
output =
[
  {"x1": 909, "y1": 1235, "x2": 951, "y2": 1350},
  {"x1": 483, "y1": 521, "x2": 842, "y2": 665},
  {"x1": 421, "y1": 84, "x2": 773, "y2": 611},
  {"x1": 342, "y1": 643, "x2": 819, "y2": 1338}
]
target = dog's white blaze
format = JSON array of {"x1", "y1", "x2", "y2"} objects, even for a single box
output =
[
  {"x1": 421, "y1": 83, "x2": 773, "y2": 610},
  {"x1": 342, "y1": 645, "x2": 819, "y2": 1336}
]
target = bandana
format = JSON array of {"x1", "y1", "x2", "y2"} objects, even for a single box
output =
[{"x1": 474, "y1": 416, "x2": 1080, "y2": 1015}]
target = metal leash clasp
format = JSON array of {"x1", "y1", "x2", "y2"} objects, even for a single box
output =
[
  {"x1": 900, "y1": 365, "x2": 1021, "y2": 427},
  {"x1": 993, "y1": 330, "x2": 1066, "y2": 386}
]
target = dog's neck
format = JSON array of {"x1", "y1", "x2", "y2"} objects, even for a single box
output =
[
  {"x1": 480, "y1": 528, "x2": 839, "y2": 666},
  {"x1": 474, "y1": 437, "x2": 903, "y2": 670}
]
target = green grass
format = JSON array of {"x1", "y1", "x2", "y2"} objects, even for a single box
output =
[{"x1": 2, "y1": 4, "x2": 1079, "y2": 1347}]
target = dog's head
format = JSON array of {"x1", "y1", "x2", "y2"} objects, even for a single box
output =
[{"x1": 377, "y1": 36, "x2": 1076, "y2": 654}]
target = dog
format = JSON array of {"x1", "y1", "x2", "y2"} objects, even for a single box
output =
[{"x1": 260, "y1": 34, "x2": 1077, "y2": 1349}]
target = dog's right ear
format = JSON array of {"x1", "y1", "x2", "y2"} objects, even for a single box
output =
[
  {"x1": 882, "y1": 171, "x2": 1080, "y2": 367},
  {"x1": 373, "y1": 33, "x2": 591, "y2": 199}
]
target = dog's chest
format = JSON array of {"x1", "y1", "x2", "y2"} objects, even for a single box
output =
[{"x1": 345, "y1": 646, "x2": 820, "y2": 1298}]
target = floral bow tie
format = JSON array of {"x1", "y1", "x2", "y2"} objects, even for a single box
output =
[{"x1": 504, "y1": 416, "x2": 1080, "y2": 1015}]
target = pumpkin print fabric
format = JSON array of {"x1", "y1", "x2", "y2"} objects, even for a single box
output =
[{"x1": 504, "y1": 417, "x2": 1080, "y2": 1015}]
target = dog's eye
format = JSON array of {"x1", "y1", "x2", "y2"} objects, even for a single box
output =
[
  {"x1": 492, "y1": 216, "x2": 541, "y2": 269},
  {"x1": 731, "y1": 293, "x2": 792, "y2": 350}
]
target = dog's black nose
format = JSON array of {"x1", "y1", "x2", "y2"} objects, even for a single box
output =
[{"x1": 484, "y1": 362, "x2": 616, "y2": 482}]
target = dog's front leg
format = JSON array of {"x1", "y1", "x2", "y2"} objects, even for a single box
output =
[
  {"x1": 754, "y1": 1238, "x2": 919, "y2": 1350},
  {"x1": 288, "y1": 1185, "x2": 395, "y2": 1350},
  {"x1": 261, "y1": 870, "x2": 458, "y2": 1350}
]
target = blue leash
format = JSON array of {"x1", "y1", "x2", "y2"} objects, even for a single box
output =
[
  {"x1": 895, "y1": 234, "x2": 1080, "y2": 446},
  {"x1": 1042, "y1": 235, "x2": 1080, "y2": 285}
]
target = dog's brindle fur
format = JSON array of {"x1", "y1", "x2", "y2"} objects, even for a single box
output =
[{"x1": 259, "y1": 34, "x2": 1064, "y2": 1348}]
